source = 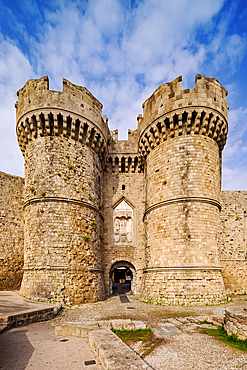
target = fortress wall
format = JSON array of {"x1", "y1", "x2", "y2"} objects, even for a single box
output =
[
  {"x1": 0, "y1": 172, "x2": 24, "y2": 290},
  {"x1": 20, "y1": 136, "x2": 105, "y2": 304},
  {"x1": 102, "y1": 137, "x2": 145, "y2": 294},
  {"x1": 219, "y1": 191, "x2": 247, "y2": 294},
  {"x1": 146, "y1": 135, "x2": 221, "y2": 207}
]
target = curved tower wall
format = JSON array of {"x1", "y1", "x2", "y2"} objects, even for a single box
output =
[
  {"x1": 16, "y1": 77, "x2": 108, "y2": 304},
  {"x1": 139, "y1": 74, "x2": 228, "y2": 304}
]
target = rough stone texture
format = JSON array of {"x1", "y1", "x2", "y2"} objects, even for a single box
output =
[
  {"x1": 0, "y1": 172, "x2": 24, "y2": 290},
  {"x1": 1, "y1": 73, "x2": 247, "y2": 305},
  {"x1": 20, "y1": 136, "x2": 105, "y2": 303},
  {"x1": 224, "y1": 306, "x2": 247, "y2": 340},
  {"x1": 219, "y1": 191, "x2": 247, "y2": 294}
]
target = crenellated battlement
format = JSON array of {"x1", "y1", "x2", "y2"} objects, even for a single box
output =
[
  {"x1": 15, "y1": 76, "x2": 109, "y2": 164},
  {"x1": 138, "y1": 74, "x2": 228, "y2": 161},
  {"x1": 140, "y1": 74, "x2": 228, "y2": 126}
]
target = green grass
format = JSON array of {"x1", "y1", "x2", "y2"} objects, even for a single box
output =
[
  {"x1": 201, "y1": 320, "x2": 215, "y2": 325},
  {"x1": 203, "y1": 325, "x2": 247, "y2": 352},
  {"x1": 111, "y1": 328, "x2": 152, "y2": 342}
]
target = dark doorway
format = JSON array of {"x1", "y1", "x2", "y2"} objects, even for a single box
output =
[{"x1": 111, "y1": 267, "x2": 133, "y2": 294}]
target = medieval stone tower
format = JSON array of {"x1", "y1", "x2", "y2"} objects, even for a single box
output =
[
  {"x1": 139, "y1": 74, "x2": 228, "y2": 304},
  {"x1": 15, "y1": 77, "x2": 109, "y2": 303},
  {"x1": 8, "y1": 73, "x2": 240, "y2": 306}
]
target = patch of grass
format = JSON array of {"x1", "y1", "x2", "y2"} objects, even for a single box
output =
[
  {"x1": 111, "y1": 328, "x2": 152, "y2": 342},
  {"x1": 201, "y1": 320, "x2": 214, "y2": 325},
  {"x1": 83, "y1": 235, "x2": 90, "y2": 242},
  {"x1": 111, "y1": 328, "x2": 163, "y2": 358},
  {"x1": 203, "y1": 325, "x2": 247, "y2": 352}
]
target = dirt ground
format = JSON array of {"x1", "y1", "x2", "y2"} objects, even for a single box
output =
[{"x1": 54, "y1": 293, "x2": 247, "y2": 327}]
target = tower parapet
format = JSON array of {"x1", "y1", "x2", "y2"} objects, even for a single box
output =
[
  {"x1": 138, "y1": 74, "x2": 228, "y2": 162},
  {"x1": 16, "y1": 76, "x2": 109, "y2": 164}
]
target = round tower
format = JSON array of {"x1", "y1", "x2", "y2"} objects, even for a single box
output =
[
  {"x1": 139, "y1": 74, "x2": 228, "y2": 305},
  {"x1": 16, "y1": 76, "x2": 108, "y2": 304}
]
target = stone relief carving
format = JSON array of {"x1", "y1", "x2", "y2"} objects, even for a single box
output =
[{"x1": 113, "y1": 200, "x2": 133, "y2": 245}]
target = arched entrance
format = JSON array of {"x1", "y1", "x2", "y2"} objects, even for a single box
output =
[{"x1": 109, "y1": 261, "x2": 136, "y2": 295}]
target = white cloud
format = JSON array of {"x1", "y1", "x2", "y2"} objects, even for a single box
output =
[
  {"x1": 1, "y1": 0, "x2": 247, "y2": 191},
  {"x1": 0, "y1": 36, "x2": 35, "y2": 177},
  {"x1": 222, "y1": 106, "x2": 247, "y2": 189}
]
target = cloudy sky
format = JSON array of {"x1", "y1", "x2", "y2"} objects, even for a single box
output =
[{"x1": 0, "y1": 0, "x2": 246, "y2": 189}]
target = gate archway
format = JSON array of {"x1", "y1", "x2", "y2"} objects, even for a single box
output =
[{"x1": 109, "y1": 261, "x2": 136, "y2": 295}]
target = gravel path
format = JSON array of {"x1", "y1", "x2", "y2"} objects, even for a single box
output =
[{"x1": 146, "y1": 332, "x2": 247, "y2": 370}]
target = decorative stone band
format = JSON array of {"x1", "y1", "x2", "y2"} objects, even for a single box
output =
[
  {"x1": 144, "y1": 266, "x2": 222, "y2": 272},
  {"x1": 138, "y1": 107, "x2": 228, "y2": 160},
  {"x1": 16, "y1": 109, "x2": 108, "y2": 165},
  {"x1": 143, "y1": 197, "x2": 221, "y2": 220},
  {"x1": 22, "y1": 266, "x2": 103, "y2": 272},
  {"x1": 23, "y1": 196, "x2": 103, "y2": 219}
]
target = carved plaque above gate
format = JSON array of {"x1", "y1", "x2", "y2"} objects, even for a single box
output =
[{"x1": 113, "y1": 200, "x2": 133, "y2": 245}]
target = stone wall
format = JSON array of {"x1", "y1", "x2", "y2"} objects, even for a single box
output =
[
  {"x1": 224, "y1": 306, "x2": 247, "y2": 340},
  {"x1": 0, "y1": 172, "x2": 24, "y2": 290},
  {"x1": 219, "y1": 191, "x2": 247, "y2": 294}
]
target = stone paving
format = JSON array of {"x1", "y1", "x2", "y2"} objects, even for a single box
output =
[{"x1": 0, "y1": 321, "x2": 103, "y2": 370}]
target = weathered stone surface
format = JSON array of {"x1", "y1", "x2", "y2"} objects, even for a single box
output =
[
  {"x1": 89, "y1": 329, "x2": 150, "y2": 369},
  {"x1": 0, "y1": 172, "x2": 24, "y2": 290},
  {"x1": 224, "y1": 306, "x2": 247, "y2": 340}
]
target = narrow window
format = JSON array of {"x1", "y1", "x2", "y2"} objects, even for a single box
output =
[
  {"x1": 121, "y1": 157, "x2": 125, "y2": 173},
  {"x1": 122, "y1": 185, "x2": 125, "y2": 190}
]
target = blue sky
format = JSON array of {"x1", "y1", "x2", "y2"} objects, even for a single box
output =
[{"x1": 0, "y1": 0, "x2": 246, "y2": 189}]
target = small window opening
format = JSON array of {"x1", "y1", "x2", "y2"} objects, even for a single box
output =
[
  {"x1": 122, "y1": 185, "x2": 125, "y2": 190},
  {"x1": 81, "y1": 96, "x2": 84, "y2": 108}
]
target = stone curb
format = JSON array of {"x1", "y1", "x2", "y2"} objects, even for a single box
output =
[
  {"x1": 89, "y1": 329, "x2": 151, "y2": 369},
  {"x1": 55, "y1": 320, "x2": 151, "y2": 369},
  {"x1": 0, "y1": 306, "x2": 55, "y2": 333},
  {"x1": 224, "y1": 305, "x2": 247, "y2": 340}
]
